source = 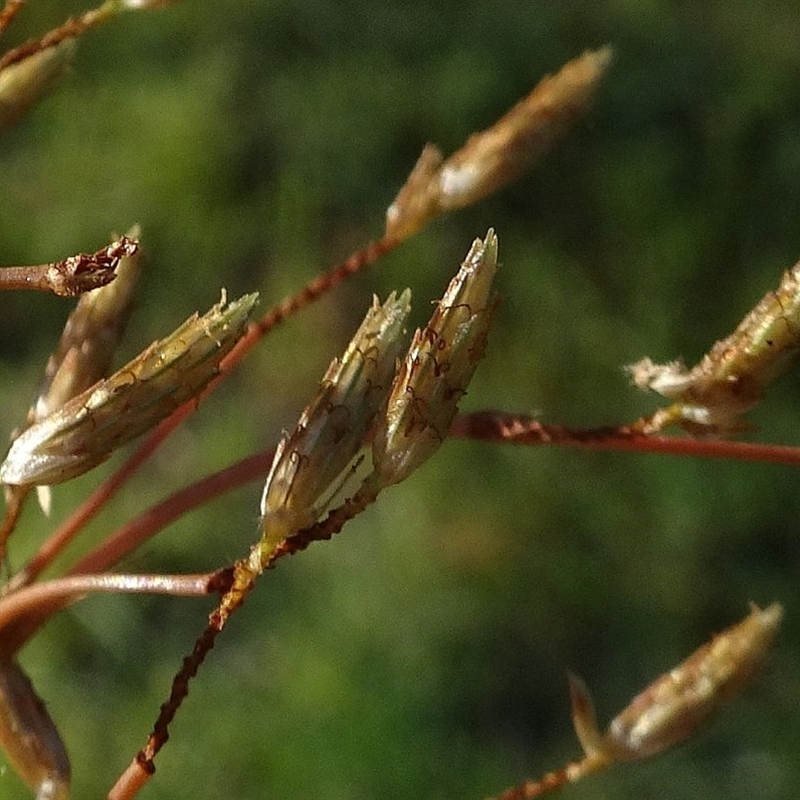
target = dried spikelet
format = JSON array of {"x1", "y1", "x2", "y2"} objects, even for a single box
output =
[
  {"x1": 491, "y1": 604, "x2": 782, "y2": 800},
  {"x1": 30, "y1": 230, "x2": 142, "y2": 427},
  {"x1": 605, "y1": 602, "x2": 782, "y2": 760},
  {"x1": 0, "y1": 236, "x2": 135, "y2": 298},
  {"x1": 0, "y1": 40, "x2": 75, "y2": 132},
  {"x1": 0, "y1": 292, "x2": 258, "y2": 487},
  {"x1": 17, "y1": 232, "x2": 140, "y2": 514},
  {"x1": 570, "y1": 603, "x2": 783, "y2": 764},
  {"x1": 385, "y1": 47, "x2": 613, "y2": 240},
  {"x1": 629, "y1": 260, "x2": 800, "y2": 435},
  {"x1": 372, "y1": 229, "x2": 498, "y2": 487},
  {"x1": 257, "y1": 291, "x2": 411, "y2": 561},
  {"x1": 0, "y1": 659, "x2": 70, "y2": 800}
]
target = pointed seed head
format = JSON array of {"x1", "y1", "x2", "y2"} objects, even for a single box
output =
[
  {"x1": 258, "y1": 291, "x2": 411, "y2": 555},
  {"x1": 605, "y1": 603, "x2": 782, "y2": 761},
  {"x1": 372, "y1": 229, "x2": 498, "y2": 486},
  {"x1": 0, "y1": 292, "x2": 258, "y2": 486},
  {"x1": 385, "y1": 47, "x2": 613, "y2": 241}
]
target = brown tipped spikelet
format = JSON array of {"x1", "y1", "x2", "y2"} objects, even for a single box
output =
[
  {"x1": 29, "y1": 229, "x2": 142, "y2": 427},
  {"x1": 0, "y1": 236, "x2": 136, "y2": 298},
  {"x1": 386, "y1": 47, "x2": 613, "y2": 240},
  {"x1": 0, "y1": 292, "x2": 258, "y2": 487},
  {"x1": 256, "y1": 291, "x2": 411, "y2": 562},
  {"x1": 629, "y1": 259, "x2": 800, "y2": 435},
  {"x1": 372, "y1": 229, "x2": 498, "y2": 487}
]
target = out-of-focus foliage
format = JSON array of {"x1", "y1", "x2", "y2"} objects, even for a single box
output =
[{"x1": 1, "y1": 1, "x2": 800, "y2": 798}]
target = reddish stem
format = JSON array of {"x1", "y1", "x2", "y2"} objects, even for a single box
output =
[
  {"x1": 68, "y1": 449, "x2": 274, "y2": 577},
  {"x1": 0, "y1": 572, "x2": 219, "y2": 640},
  {"x1": 4, "y1": 422, "x2": 174, "y2": 595},
  {"x1": 451, "y1": 411, "x2": 800, "y2": 466},
  {"x1": 0, "y1": 1, "x2": 113, "y2": 71},
  {"x1": 2, "y1": 450, "x2": 272, "y2": 653},
  {"x1": 233, "y1": 235, "x2": 399, "y2": 347},
  {"x1": 492, "y1": 754, "x2": 605, "y2": 799},
  {"x1": 108, "y1": 757, "x2": 153, "y2": 800},
  {"x1": 0, "y1": 0, "x2": 25, "y2": 36}
]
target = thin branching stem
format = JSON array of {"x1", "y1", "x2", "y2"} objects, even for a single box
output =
[
  {"x1": 121, "y1": 574, "x2": 249, "y2": 800},
  {"x1": 270, "y1": 486, "x2": 380, "y2": 563},
  {"x1": 67, "y1": 449, "x2": 274, "y2": 577},
  {"x1": 17, "y1": 401, "x2": 799, "y2": 603},
  {"x1": 4, "y1": 420, "x2": 264, "y2": 595},
  {"x1": 0, "y1": 566, "x2": 234, "y2": 661},
  {"x1": 491, "y1": 755, "x2": 606, "y2": 800},
  {"x1": 451, "y1": 411, "x2": 800, "y2": 466},
  {"x1": 115, "y1": 482, "x2": 382, "y2": 800},
  {"x1": 17, "y1": 399, "x2": 799, "y2": 612},
  {"x1": 2, "y1": 450, "x2": 272, "y2": 653},
  {"x1": 2, "y1": 423, "x2": 166, "y2": 594},
  {"x1": 228, "y1": 234, "x2": 399, "y2": 356},
  {"x1": 0, "y1": 0, "x2": 116, "y2": 71},
  {"x1": 0, "y1": 572, "x2": 218, "y2": 640}
]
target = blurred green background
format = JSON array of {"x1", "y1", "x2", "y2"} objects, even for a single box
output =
[{"x1": 2, "y1": 1, "x2": 800, "y2": 798}]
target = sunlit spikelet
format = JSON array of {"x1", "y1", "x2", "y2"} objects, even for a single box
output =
[
  {"x1": 372, "y1": 229, "x2": 498, "y2": 487},
  {"x1": 257, "y1": 291, "x2": 411, "y2": 560},
  {"x1": 0, "y1": 292, "x2": 258, "y2": 487},
  {"x1": 604, "y1": 602, "x2": 782, "y2": 760},
  {"x1": 385, "y1": 47, "x2": 613, "y2": 240},
  {"x1": 569, "y1": 603, "x2": 783, "y2": 765},
  {"x1": 492, "y1": 604, "x2": 782, "y2": 800},
  {"x1": 629, "y1": 260, "x2": 800, "y2": 435}
]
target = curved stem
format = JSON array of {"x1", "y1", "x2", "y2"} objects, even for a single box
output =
[
  {"x1": 0, "y1": 572, "x2": 218, "y2": 643},
  {"x1": 68, "y1": 449, "x2": 274, "y2": 577},
  {"x1": 4, "y1": 425, "x2": 172, "y2": 594},
  {"x1": 2, "y1": 449, "x2": 272, "y2": 653}
]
